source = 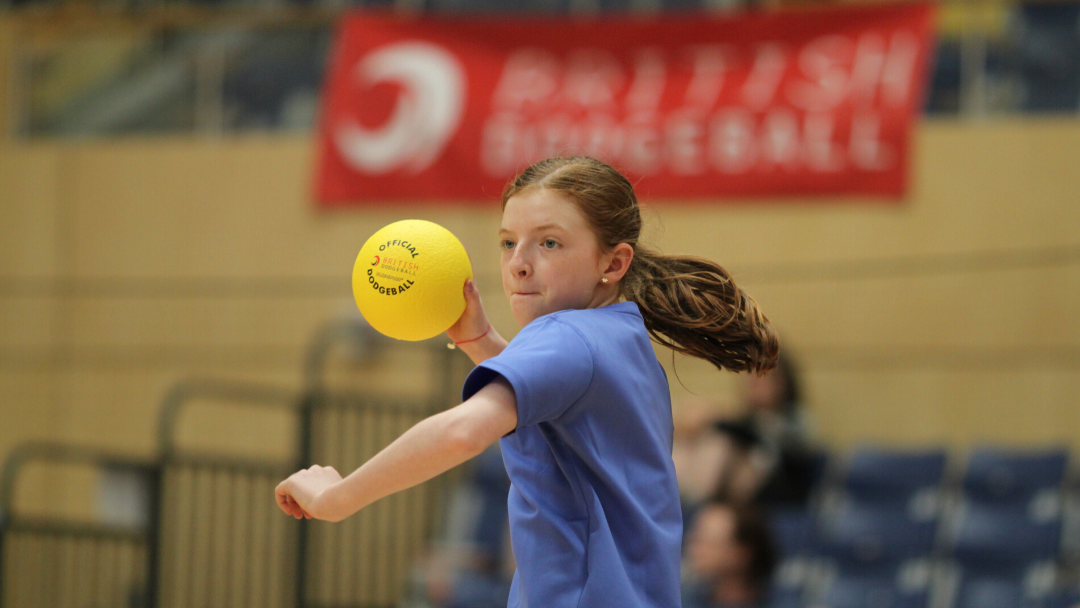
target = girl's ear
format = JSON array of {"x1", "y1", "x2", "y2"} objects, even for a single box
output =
[{"x1": 603, "y1": 243, "x2": 635, "y2": 281}]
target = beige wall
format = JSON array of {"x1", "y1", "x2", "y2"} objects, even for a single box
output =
[{"x1": 1, "y1": 121, "x2": 1079, "y2": 485}]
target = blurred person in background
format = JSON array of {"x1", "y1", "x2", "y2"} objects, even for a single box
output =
[
  {"x1": 673, "y1": 355, "x2": 815, "y2": 519},
  {"x1": 682, "y1": 498, "x2": 777, "y2": 608}
]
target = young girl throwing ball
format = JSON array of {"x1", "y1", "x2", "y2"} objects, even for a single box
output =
[{"x1": 276, "y1": 157, "x2": 779, "y2": 608}]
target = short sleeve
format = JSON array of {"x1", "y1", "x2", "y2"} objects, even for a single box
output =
[{"x1": 462, "y1": 318, "x2": 595, "y2": 429}]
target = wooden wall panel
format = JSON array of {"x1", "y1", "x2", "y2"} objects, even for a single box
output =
[
  {"x1": 50, "y1": 369, "x2": 180, "y2": 455},
  {"x1": 808, "y1": 368, "x2": 1080, "y2": 450},
  {"x1": 64, "y1": 297, "x2": 342, "y2": 351},
  {"x1": 0, "y1": 371, "x2": 58, "y2": 457},
  {"x1": 0, "y1": 144, "x2": 62, "y2": 275},
  {"x1": 739, "y1": 266, "x2": 1080, "y2": 348},
  {"x1": 63, "y1": 136, "x2": 505, "y2": 279},
  {"x1": 0, "y1": 296, "x2": 58, "y2": 350}
]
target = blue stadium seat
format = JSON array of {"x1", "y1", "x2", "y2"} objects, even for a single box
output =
[
  {"x1": 843, "y1": 448, "x2": 947, "y2": 506},
  {"x1": 818, "y1": 561, "x2": 932, "y2": 608},
  {"x1": 820, "y1": 502, "x2": 938, "y2": 566},
  {"x1": 768, "y1": 507, "x2": 818, "y2": 559},
  {"x1": 766, "y1": 508, "x2": 818, "y2": 608},
  {"x1": 768, "y1": 559, "x2": 812, "y2": 608},
  {"x1": 1037, "y1": 589, "x2": 1080, "y2": 608},
  {"x1": 766, "y1": 589, "x2": 806, "y2": 608},
  {"x1": 963, "y1": 448, "x2": 1068, "y2": 506},
  {"x1": 951, "y1": 561, "x2": 1061, "y2": 608},
  {"x1": 949, "y1": 502, "x2": 1062, "y2": 566},
  {"x1": 954, "y1": 571, "x2": 1025, "y2": 608}
]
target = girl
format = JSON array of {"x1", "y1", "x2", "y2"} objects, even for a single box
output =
[{"x1": 276, "y1": 157, "x2": 779, "y2": 608}]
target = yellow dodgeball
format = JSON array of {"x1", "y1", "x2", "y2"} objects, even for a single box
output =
[{"x1": 352, "y1": 220, "x2": 473, "y2": 341}]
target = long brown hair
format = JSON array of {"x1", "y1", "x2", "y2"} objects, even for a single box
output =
[{"x1": 502, "y1": 157, "x2": 779, "y2": 374}]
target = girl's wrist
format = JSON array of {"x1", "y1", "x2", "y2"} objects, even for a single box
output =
[
  {"x1": 452, "y1": 329, "x2": 508, "y2": 365},
  {"x1": 447, "y1": 323, "x2": 492, "y2": 350},
  {"x1": 314, "y1": 482, "x2": 344, "y2": 522}
]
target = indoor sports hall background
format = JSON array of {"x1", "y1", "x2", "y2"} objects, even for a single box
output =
[{"x1": 0, "y1": 0, "x2": 1078, "y2": 607}]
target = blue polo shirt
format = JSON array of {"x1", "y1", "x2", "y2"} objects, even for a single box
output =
[{"x1": 462, "y1": 301, "x2": 683, "y2": 608}]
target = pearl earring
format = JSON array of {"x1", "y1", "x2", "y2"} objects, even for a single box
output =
[{"x1": 601, "y1": 277, "x2": 609, "y2": 283}]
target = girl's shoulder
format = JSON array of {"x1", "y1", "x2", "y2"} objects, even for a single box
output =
[{"x1": 549, "y1": 303, "x2": 651, "y2": 356}]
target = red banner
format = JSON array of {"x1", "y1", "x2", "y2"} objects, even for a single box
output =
[{"x1": 316, "y1": 3, "x2": 935, "y2": 204}]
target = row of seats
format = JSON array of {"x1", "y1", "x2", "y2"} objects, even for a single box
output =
[{"x1": 764, "y1": 447, "x2": 1080, "y2": 608}]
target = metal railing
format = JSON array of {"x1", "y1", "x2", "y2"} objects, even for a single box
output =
[
  {"x1": 154, "y1": 377, "x2": 302, "y2": 608},
  {"x1": 0, "y1": 443, "x2": 159, "y2": 608},
  {"x1": 0, "y1": 319, "x2": 469, "y2": 608}
]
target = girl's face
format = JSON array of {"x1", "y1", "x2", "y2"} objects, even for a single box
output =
[{"x1": 500, "y1": 188, "x2": 616, "y2": 327}]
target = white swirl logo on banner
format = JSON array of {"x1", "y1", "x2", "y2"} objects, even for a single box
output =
[{"x1": 333, "y1": 42, "x2": 466, "y2": 175}]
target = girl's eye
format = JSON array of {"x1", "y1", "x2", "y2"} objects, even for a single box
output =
[
  {"x1": 543, "y1": 239, "x2": 558, "y2": 249},
  {"x1": 500, "y1": 239, "x2": 515, "y2": 250}
]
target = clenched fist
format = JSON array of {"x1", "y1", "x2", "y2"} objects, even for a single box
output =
[{"x1": 275, "y1": 464, "x2": 344, "y2": 522}]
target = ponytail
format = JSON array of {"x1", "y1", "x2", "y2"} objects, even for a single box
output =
[{"x1": 622, "y1": 247, "x2": 778, "y2": 374}]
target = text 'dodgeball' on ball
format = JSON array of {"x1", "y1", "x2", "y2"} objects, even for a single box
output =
[{"x1": 352, "y1": 220, "x2": 473, "y2": 341}]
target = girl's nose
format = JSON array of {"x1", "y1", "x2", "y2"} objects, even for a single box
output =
[{"x1": 508, "y1": 249, "x2": 531, "y2": 278}]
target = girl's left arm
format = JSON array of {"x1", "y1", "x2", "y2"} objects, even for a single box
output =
[{"x1": 275, "y1": 377, "x2": 518, "y2": 523}]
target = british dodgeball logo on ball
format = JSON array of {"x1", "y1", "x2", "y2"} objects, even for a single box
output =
[
  {"x1": 365, "y1": 238, "x2": 420, "y2": 297},
  {"x1": 353, "y1": 220, "x2": 473, "y2": 342}
]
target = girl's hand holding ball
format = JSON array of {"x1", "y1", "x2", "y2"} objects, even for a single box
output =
[
  {"x1": 445, "y1": 279, "x2": 509, "y2": 363},
  {"x1": 446, "y1": 279, "x2": 490, "y2": 346}
]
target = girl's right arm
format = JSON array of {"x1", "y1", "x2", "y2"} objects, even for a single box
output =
[
  {"x1": 446, "y1": 279, "x2": 508, "y2": 365},
  {"x1": 276, "y1": 376, "x2": 517, "y2": 522}
]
